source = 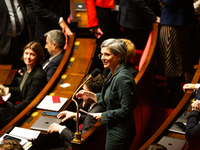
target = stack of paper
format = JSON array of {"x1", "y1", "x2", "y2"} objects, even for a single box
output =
[
  {"x1": 9, "y1": 127, "x2": 40, "y2": 141},
  {"x1": 36, "y1": 95, "x2": 68, "y2": 111}
]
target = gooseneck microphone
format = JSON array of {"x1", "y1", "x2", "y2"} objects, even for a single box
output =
[{"x1": 71, "y1": 68, "x2": 100, "y2": 142}]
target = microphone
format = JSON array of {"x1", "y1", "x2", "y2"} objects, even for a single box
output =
[
  {"x1": 83, "y1": 68, "x2": 101, "y2": 84},
  {"x1": 70, "y1": 68, "x2": 100, "y2": 142}
]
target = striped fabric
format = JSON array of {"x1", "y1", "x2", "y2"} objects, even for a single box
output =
[{"x1": 158, "y1": 25, "x2": 193, "y2": 78}]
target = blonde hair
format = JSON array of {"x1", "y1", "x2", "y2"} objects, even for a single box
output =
[{"x1": 120, "y1": 39, "x2": 136, "y2": 65}]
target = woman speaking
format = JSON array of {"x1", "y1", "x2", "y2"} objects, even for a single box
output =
[{"x1": 76, "y1": 39, "x2": 138, "y2": 150}]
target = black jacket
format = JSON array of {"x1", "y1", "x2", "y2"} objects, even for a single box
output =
[{"x1": 9, "y1": 64, "x2": 47, "y2": 112}]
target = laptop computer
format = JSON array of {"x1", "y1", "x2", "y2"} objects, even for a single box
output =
[
  {"x1": 30, "y1": 116, "x2": 62, "y2": 132},
  {"x1": 157, "y1": 136, "x2": 187, "y2": 150}
]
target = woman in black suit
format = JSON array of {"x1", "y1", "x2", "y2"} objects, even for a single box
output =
[{"x1": 3, "y1": 41, "x2": 47, "y2": 113}]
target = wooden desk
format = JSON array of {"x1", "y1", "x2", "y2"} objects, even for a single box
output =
[
  {"x1": 0, "y1": 65, "x2": 16, "y2": 85},
  {"x1": 4, "y1": 69, "x2": 17, "y2": 85}
]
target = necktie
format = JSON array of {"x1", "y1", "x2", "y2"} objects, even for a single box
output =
[
  {"x1": 42, "y1": 59, "x2": 50, "y2": 70},
  {"x1": 10, "y1": 0, "x2": 21, "y2": 35}
]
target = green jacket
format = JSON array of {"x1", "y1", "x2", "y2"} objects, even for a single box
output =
[{"x1": 96, "y1": 63, "x2": 138, "y2": 148}]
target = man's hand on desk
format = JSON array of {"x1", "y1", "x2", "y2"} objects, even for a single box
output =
[
  {"x1": 48, "y1": 123, "x2": 62, "y2": 134},
  {"x1": 183, "y1": 83, "x2": 197, "y2": 92},
  {"x1": 57, "y1": 110, "x2": 76, "y2": 122}
]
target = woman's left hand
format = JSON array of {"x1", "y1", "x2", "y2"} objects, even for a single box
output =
[{"x1": 93, "y1": 113, "x2": 102, "y2": 121}]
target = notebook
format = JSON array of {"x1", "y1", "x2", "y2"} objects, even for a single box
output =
[
  {"x1": 158, "y1": 136, "x2": 187, "y2": 150},
  {"x1": 30, "y1": 116, "x2": 62, "y2": 132}
]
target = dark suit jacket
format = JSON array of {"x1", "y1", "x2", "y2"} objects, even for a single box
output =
[
  {"x1": 118, "y1": 0, "x2": 157, "y2": 29},
  {"x1": 60, "y1": 103, "x2": 106, "y2": 142},
  {"x1": 0, "y1": 101, "x2": 18, "y2": 129},
  {"x1": 30, "y1": 0, "x2": 70, "y2": 40},
  {"x1": 42, "y1": 51, "x2": 64, "y2": 81},
  {"x1": 0, "y1": 0, "x2": 31, "y2": 55},
  {"x1": 185, "y1": 110, "x2": 200, "y2": 150},
  {"x1": 160, "y1": 0, "x2": 195, "y2": 26},
  {"x1": 9, "y1": 64, "x2": 47, "y2": 112}
]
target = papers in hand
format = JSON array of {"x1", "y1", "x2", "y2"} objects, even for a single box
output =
[
  {"x1": 2, "y1": 93, "x2": 11, "y2": 101},
  {"x1": 9, "y1": 127, "x2": 40, "y2": 141},
  {"x1": 79, "y1": 109, "x2": 97, "y2": 117},
  {"x1": 37, "y1": 95, "x2": 68, "y2": 111}
]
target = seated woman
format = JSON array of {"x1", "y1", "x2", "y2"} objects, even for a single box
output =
[
  {"x1": 2, "y1": 42, "x2": 47, "y2": 113},
  {"x1": 0, "y1": 85, "x2": 18, "y2": 130}
]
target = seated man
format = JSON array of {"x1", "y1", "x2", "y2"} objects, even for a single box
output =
[
  {"x1": 185, "y1": 89, "x2": 200, "y2": 149},
  {"x1": 183, "y1": 83, "x2": 200, "y2": 149},
  {"x1": 47, "y1": 74, "x2": 106, "y2": 148},
  {"x1": 42, "y1": 29, "x2": 66, "y2": 81}
]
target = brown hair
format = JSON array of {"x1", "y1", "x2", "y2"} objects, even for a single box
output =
[
  {"x1": 21, "y1": 41, "x2": 44, "y2": 64},
  {"x1": 0, "y1": 140, "x2": 24, "y2": 150},
  {"x1": 84, "y1": 74, "x2": 105, "y2": 93},
  {"x1": 144, "y1": 143, "x2": 167, "y2": 150}
]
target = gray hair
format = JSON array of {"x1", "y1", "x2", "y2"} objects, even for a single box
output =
[
  {"x1": 44, "y1": 29, "x2": 66, "y2": 49},
  {"x1": 100, "y1": 38, "x2": 127, "y2": 63}
]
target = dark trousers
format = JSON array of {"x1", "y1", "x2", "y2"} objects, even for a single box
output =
[
  {"x1": 0, "y1": 35, "x2": 25, "y2": 69},
  {"x1": 123, "y1": 27, "x2": 150, "y2": 50}
]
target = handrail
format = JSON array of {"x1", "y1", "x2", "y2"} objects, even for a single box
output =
[
  {"x1": 135, "y1": 22, "x2": 158, "y2": 84},
  {"x1": 70, "y1": 23, "x2": 159, "y2": 150},
  {"x1": 0, "y1": 34, "x2": 75, "y2": 136},
  {"x1": 139, "y1": 57, "x2": 200, "y2": 150}
]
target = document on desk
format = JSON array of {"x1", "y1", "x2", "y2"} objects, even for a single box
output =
[
  {"x1": 9, "y1": 127, "x2": 40, "y2": 141},
  {"x1": 36, "y1": 95, "x2": 68, "y2": 111}
]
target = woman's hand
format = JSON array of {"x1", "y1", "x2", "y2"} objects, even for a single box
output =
[
  {"x1": 90, "y1": 26, "x2": 103, "y2": 39},
  {"x1": 57, "y1": 110, "x2": 76, "y2": 122},
  {"x1": 93, "y1": 113, "x2": 102, "y2": 121},
  {"x1": 76, "y1": 90, "x2": 97, "y2": 103},
  {"x1": 48, "y1": 123, "x2": 62, "y2": 134}
]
